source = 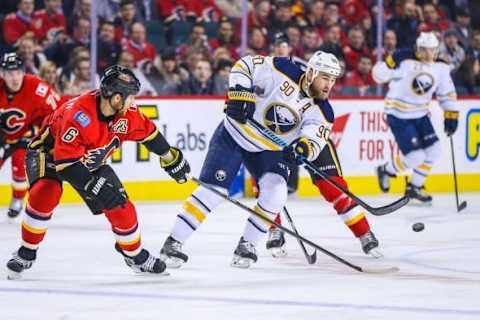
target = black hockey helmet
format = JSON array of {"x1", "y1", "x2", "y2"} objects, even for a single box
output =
[
  {"x1": 1, "y1": 52, "x2": 25, "y2": 71},
  {"x1": 100, "y1": 65, "x2": 140, "y2": 101}
]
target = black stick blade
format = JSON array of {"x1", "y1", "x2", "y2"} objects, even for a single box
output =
[
  {"x1": 369, "y1": 195, "x2": 410, "y2": 216},
  {"x1": 458, "y1": 201, "x2": 467, "y2": 212}
]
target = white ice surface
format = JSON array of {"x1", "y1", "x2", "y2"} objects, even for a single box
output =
[{"x1": 0, "y1": 193, "x2": 479, "y2": 320}]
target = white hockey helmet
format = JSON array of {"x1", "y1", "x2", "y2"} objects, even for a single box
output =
[
  {"x1": 305, "y1": 51, "x2": 341, "y2": 95},
  {"x1": 416, "y1": 32, "x2": 439, "y2": 49}
]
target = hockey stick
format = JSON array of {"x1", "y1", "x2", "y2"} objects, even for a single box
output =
[
  {"x1": 247, "y1": 118, "x2": 409, "y2": 216},
  {"x1": 283, "y1": 206, "x2": 317, "y2": 264},
  {"x1": 191, "y1": 176, "x2": 398, "y2": 274},
  {"x1": 449, "y1": 136, "x2": 467, "y2": 212}
]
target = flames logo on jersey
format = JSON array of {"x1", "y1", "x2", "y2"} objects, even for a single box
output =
[
  {"x1": 411, "y1": 72, "x2": 434, "y2": 96},
  {"x1": 82, "y1": 136, "x2": 120, "y2": 171},
  {"x1": 0, "y1": 108, "x2": 27, "y2": 134},
  {"x1": 263, "y1": 103, "x2": 299, "y2": 135}
]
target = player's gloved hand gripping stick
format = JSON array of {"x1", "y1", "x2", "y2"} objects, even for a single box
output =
[{"x1": 247, "y1": 118, "x2": 409, "y2": 216}]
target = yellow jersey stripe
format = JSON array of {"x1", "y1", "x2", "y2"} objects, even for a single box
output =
[
  {"x1": 254, "y1": 205, "x2": 272, "y2": 227},
  {"x1": 395, "y1": 155, "x2": 406, "y2": 171},
  {"x1": 233, "y1": 62, "x2": 251, "y2": 77},
  {"x1": 183, "y1": 201, "x2": 206, "y2": 223},
  {"x1": 22, "y1": 221, "x2": 47, "y2": 234},
  {"x1": 419, "y1": 163, "x2": 432, "y2": 171},
  {"x1": 117, "y1": 234, "x2": 141, "y2": 246},
  {"x1": 345, "y1": 212, "x2": 366, "y2": 226}
]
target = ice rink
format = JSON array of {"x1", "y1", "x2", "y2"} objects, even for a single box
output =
[{"x1": 0, "y1": 193, "x2": 479, "y2": 320}]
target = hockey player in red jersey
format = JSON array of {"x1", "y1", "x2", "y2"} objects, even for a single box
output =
[
  {"x1": 0, "y1": 52, "x2": 62, "y2": 218},
  {"x1": 6, "y1": 65, "x2": 191, "y2": 279}
]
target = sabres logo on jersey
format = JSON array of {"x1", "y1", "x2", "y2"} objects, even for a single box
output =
[
  {"x1": 263, "y1": 102, "x2": 299, "y2": 135},
  {"x1": 411, "y1": 72, "x2": 434, "y2": 96}
]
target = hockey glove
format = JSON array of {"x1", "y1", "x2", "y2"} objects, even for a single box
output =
[
  {"x1": 444, "y1": 111, "x2": 459, "y2": 136},
  {"x1": 160, "y1": 147, "x2": 190, "y2": 184},
  {"x1": 225, "y1": 85, "x2": 256, "y2": 124},
  {"x1": 84, "y1": 176, "x2": 126, "y2": 211},
  {"x1": 284, "y1": 137, "x2": 314, "y2": 166}
]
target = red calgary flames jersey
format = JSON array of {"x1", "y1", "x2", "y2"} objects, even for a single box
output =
[
  {"x1": 0, "y1": 74, "x2": 61, "y2": 143},
  {"x1": 31, "y1": 90, "x2": 159, "y2": 172}
]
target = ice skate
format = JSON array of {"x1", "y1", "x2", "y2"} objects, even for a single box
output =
[
  {"x1": 376, "y1": 164, "x2": 395, "y2": 193},
  {"x1": 359, "y1": 231, "x2": 383, "y2": 258},
  {"x1": 160, "y1": 236, "x2": 188, "y2": 268},
  {"x1": 6, "y1": 246, "x2": 36, "y2": 280},
  {"x1": 231, "y1": 237, "x2": 257, "y2": 268},
  {"x1": 266, "y1": 228, "x2": 287, "y2": 258},
  {"x1": 115, "y1": 243, "x2": 168, "y2": 275},
  {"x1": 405, "y1": 182, "x2": 432, "y2": 205},
  {"x1": 7, "y1": 198, "x2": 23, "y2": 218}
]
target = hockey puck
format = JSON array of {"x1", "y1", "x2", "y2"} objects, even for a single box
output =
[{"x1": 412, "y1": 222, "x2": 424, "y2": 232}]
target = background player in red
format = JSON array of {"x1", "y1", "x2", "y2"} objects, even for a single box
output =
[
  {"x1": 6, "y1": 65, "x2": 191, "y2": 279},
  {"x1": 0, "y1": 52, "x2": 62, "y2": 219}
]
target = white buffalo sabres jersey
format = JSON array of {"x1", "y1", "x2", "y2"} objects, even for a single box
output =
[
  {"x1": 373, "y1": 56, "x2": 457, "y2": 119},
  {"x1": 224, "y1": 55, "x2": 334, "y2": 159}
]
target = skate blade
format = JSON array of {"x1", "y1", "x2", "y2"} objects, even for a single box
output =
[
  {"x1": 7, "y1": 270, "x2": 22, "y2": 280},
  {"x1": 269, "y1": 247, "x2": 288, "y2": 258},
  {"x1": 133, "y1": 270, "x2": 170, "y2": 276},
  {"x1": 366, "y1": 248, "x2": 384, "y2": 259},
  {"x1": 362, "y1": 266, "x2": 399, "y2": 274},
  {"x1": 231, "y1": 255, "x2": 254, "y2": 269},
  {"x1": 407, "y1": 200, "x2": 432, "y2": 207},
  {"x1": 160, "y1": 255, "x2": 184, "y2": 269}
]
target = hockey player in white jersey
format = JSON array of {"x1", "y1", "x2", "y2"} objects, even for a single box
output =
[
  {"x1": 373, "y1": 32, "x2": 459, "y2": 203},
  {"x1": 159, "y1": 50, "x2": 382, "y2": 269}
]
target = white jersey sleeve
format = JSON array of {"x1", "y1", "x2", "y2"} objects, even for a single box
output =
[
  {"x1": 434, "y1": 63, "x2": 457, "y2": 112},
  {"x1": 229, "y1": 56, "x2": 256, "y2": 89},
  {"x1": 372, "y1": 61, "x2": 396, "y2": 84}
]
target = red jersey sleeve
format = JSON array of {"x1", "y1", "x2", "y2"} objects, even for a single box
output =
[
  {"x1": 120, "y1": 105, "x2": 158, "y2": 143},
  {"x1": 30, "y1": 80, "x2": 62, "y2": 127}
]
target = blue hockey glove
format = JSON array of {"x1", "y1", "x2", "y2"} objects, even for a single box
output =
[
  {"x1": 226, "y1": 85, "x2": 255, "y2": 124},
  {"x1": 444, "y1": 111, "x2": 459, "y2": 136},
  {"x1": 284, "y1": 137, "x2": 313, "y2": 165},
  {"x1": 385, "y1": 49, "x2": 415, "y2": 69}
]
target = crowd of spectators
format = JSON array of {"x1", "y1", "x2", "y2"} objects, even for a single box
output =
[{"x1": 1, "y1": 0, "x2": 479, "y2": 97}]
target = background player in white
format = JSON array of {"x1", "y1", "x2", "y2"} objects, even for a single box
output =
[
  {"x1": 373, "y1": 32, "x2": 459, "y2": 203},
  {"x1": 159, "y1": 51, "x2": 342, "y2": 268}
]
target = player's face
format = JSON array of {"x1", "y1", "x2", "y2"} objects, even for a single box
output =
[
  {"x1": 112, "y1": 94, "x2": 135, "y2": 115},
  {"x1": 417, "y1": 47, "x2": 437, "y2": 62},
  {"x1": 3, "y1": 69, "x2": 25, "y2": 92},
  {"x1": 308, "y1": 71, "x2": 336, "y2": 100}
]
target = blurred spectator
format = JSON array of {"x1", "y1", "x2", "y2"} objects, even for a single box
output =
[
  {"x1": 453, "y1": 54, "x2": 480, "y2": 95},
  {"x1": 181, "y1": 47, "x2": 211, "y2": 75},
  {"x1": 97, "y1": 0, "x2": 121, "y2": 22},
  {"x1": 135, "y1": 0, "x2": 159, "y2": 21},
  {"x1": 58, "y1": 46, "x2": 89, "y2": 91},
  {"x1": 152, "y1": 48, "x2": 186, "y2": 95},
  {"x1": 419, "y1": 3, "x2": 451, "y2": 33},
  {"x1": 38, "y1": 60, "x2": 60, "y2": 91},
  {"x1": 67, "y1": 0, "x2": 90, "y2": 34},
  {"x1": 32, "y1": 0, "x2": 67, "y2": 43},
  {"x1": 235, "y1": 0, "x2": 270, "y2": 40},
  {"x1": 359, "y1": 11, "x2": 375, "y2": 50},
  {"x1": 271, "y1": 32, "x2": 290, "y2": 57},
  {"x1": 322, "y1": 2, "x2": 341, "y2": 29},
  {"x1": 209, "y1": 18, "x2": 238, "y2": 60},
  {"x1": 301, "y1": 0, "x2": 324, "y2": 29},
  {"x1": 387, "y1": 1, "x2": 420, "y2": 48},
  {"x1": 44, "y1": 16, "x2": 90, "y2": 67},
  {"x1": 181, "y1": 60, "x2": 216, "y2": 95},
  {"x1": 452, "y1": 7, "x2": 472, "y2": 48},
  {"x1": 319, "y1": 24, "x2": 345, "y2": 61},
  {"x1": 212, "y1": 47, "x2": 232, "y2": 70},
  {"x1": 286, "y1": 24, "x2": 303, "y2": 57},
  {"x1": 124, "y1": 22, "x2": 156, "y2": 67},
  {"x1": 302, "y1": 27, "x2": 320, "y2": 53},
  {"x1": 267, "y1": 1, "x2": 296, "y2": 41},
  {"x1": 215, "y1": 0, "x2": 250, "y2": 19},
  {"x1": 340, "y1": 0, "x2": 368, "y2": 27},
  {"x1": 177, "y1": 23, "x2": 209, "y2": 58},
  {"x1": 97, "y1": 21, "x2": 122, "y2": 73},
  {"x1": 117, "y1": 50, "x2": 157, "y2": 95},
  {"x1": 439, "y1": 30, "x2": 465, "y2": 73},
  {"x1": 114, "y1": 0, "x2": 139, "y2": 43},
  {"x1": 192, "y1": 0, "x2": 223, "y2": 23},
  {"x1": 344, "y1": 55, "x2": 375, "y2": 96},
  {"x1": 343, "y1": 26, "x2": 370, "y2": 70},
  {"x1": 248, "y1": 27, "x2": 268, "y2": 56},
  {"x1": 3, "y1": 0, "x2": 36, "y2": 45},
  {"x1": 213, "y1": 58, "x2": 232, "y2": 95},
  {"x1": 62, "y1": 56, "x2": 91, "y2": 96},
  {"x1": 157, "y1": 0, "x2": 194, "y2": 24},
  {"x1": 372, "y1": 29, "x2": 397, "y2": 62},
  {"x1": 16, "y1": 34, "x2": 46, "y2": 75},
  {"x1": 466, "y1": 30, "x2": 480, "y2": 59}
]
